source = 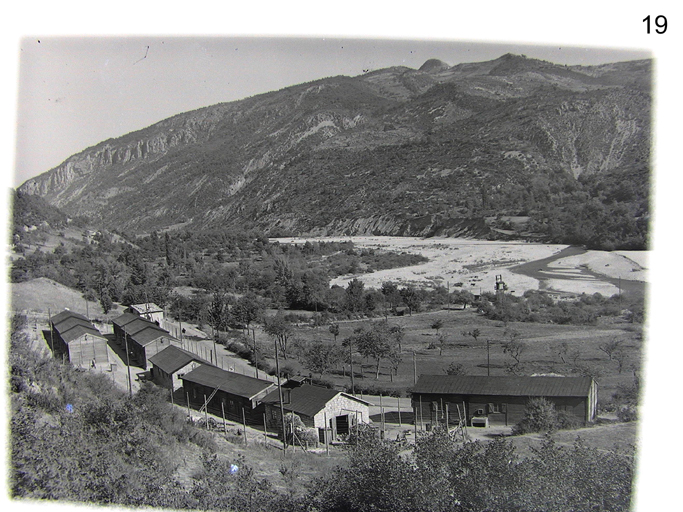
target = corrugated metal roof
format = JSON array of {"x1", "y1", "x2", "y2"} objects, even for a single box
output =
[
  {"x1": 261, "y1": 385, "x2": 371, "y2": 418},
  {"x1": 149, "y1": 345, "x2": 208, "y2": 373},
  {"x1": 412, "y1": 375, "x2": 593, "y2": 397},
  {"x1": 181, "y1": 364, "x2": 275, "y2": 400}
]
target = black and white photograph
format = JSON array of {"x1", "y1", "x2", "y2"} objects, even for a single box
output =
[{"x1": 3, "y1": 3, "x2": 680, "y2": 511}]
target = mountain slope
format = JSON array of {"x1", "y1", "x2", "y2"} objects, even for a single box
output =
[{"x1": 18, "y1": 54, "x2": 651, "y2": 243}]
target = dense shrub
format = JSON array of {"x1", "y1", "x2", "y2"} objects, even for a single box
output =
[
  {"x1": 307, "y1": 427, "x2": 635, "y2": 512},
  {"x1": 482, "y1": 291, "x2": 643, "y2": 325},
  {"x1": 512, "y1": 397, "x2": 560, "y2": 435},
  {"x1": 344, "y1": 383, "x2": 402, "y2": 397}
]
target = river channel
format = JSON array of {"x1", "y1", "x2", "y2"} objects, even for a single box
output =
[{"x1": 511, "y1": 246, "x2": 647, "y2": 299}]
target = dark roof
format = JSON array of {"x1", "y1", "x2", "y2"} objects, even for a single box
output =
[
  {"x1": 51, "y1": 309, "x2": 89, "y2": 326},
  {"x1": 181, "y1": 364, "x2": 275, "y2": 400},
  {"x1": 261, "y1": 384, "x2": 370, "y2": 418},
  {"x1": 60, "y1": 324, "x2": 105, "y2": 343},
  {"x1": 50, "y1": 310, "x2": 103, "y2": 342},
  {"x1": 53, "y1": 316, "x2": 95, "y2": 334},
  {"x1": 412, "y1": 375, "x2": 594, "y2": 398},
  {"x1": 112, "y1": 312, "x2": 141, "y2": 327},
  {"x1": 131, "y1": 327, "x2": 175, "y2": 346},
  {"x1": 149, "y1": 345, "x2": 208, "y2": 373},
  {"x1": 124, "y1": 317, "x2": 163, "y2": 334}
]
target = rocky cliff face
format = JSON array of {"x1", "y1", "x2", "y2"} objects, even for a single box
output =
[{"x1": 18, "y1": 54, "x2": 651, "y2": 237}]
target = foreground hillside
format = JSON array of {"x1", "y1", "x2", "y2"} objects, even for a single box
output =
[{"x1": 18, "y1": 54, "x2": 651, "y2": 249}]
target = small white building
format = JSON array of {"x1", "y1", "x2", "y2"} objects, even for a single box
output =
[
  {"x1": 129, "y1": 303, "x2": 164, "y2": 325},
  {"x1": 262, "y1": 383, "x2": 371, "y2": 442}
]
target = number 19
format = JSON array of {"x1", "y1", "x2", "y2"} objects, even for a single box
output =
[{"x1": 643, "y1": 15, "x2": 667, "y2": 34}]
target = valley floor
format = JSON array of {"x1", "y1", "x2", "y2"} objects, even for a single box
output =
[{"x1": 273, "y1": 236, "x2": 647, "y2": 297}]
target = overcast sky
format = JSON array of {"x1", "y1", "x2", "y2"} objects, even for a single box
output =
[{"x1": 12, "y1": 37, "x2": 650, "y2": 187}]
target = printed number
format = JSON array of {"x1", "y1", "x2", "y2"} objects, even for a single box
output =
[{"x1": 643, "y1": 15, "x2": 667, "y2": 34}]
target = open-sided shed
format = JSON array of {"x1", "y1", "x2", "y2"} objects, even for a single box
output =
[
  {"x1": 49, "y1": 309, "x2": 109, "y2": 368},
  {"x1": 411, "y1": 375, "x2": 597, "y2": 428}
]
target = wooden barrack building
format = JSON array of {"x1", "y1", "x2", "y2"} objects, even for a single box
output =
[{"x1": 411, "y1": 375, "x2": 598, "y2": 428}]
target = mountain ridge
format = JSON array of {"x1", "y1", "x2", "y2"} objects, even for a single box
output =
[{"x1": 17, "y1": 54, "x2": 651, "y2": 246}]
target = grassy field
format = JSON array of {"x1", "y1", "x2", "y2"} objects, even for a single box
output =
[
  {"x1": 9, "y1": 277, "x2": 125, "y2": 322},
  {"x1": 250, "y1": 307, "x2": 643, "y2": 407}
]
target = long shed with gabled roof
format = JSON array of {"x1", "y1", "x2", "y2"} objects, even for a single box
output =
[
  {"x1": 180, "y1": 364, "x2": 276, "y2": 424},
  {"x1": 49, "y1": 309, "x2": 109, "y2": 368},
  {"x1": 411, "y1": 375, "x2": 597, "y2": 428}
]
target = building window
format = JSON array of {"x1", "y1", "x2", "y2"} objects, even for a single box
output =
[{"x1": 487, "y1": 403, "x2": 506, "y2": 414}]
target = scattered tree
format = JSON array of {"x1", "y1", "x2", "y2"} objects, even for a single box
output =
[
  {"x1": 444, "y1": 362, "x2": 466, "y2": 376},
  {"x1": 301, "y1": 343, "x2": 341, "y2": 378},
  {"x1": 264, "y1": 313, "x2": 294, "y2": 360},
  {"x1": 599, "y1": 339, "x2": 623, "y2": 361},
  {"x1": 503, "y1": 330, "x2": 526, "y2": 370},
  {"x1": 387, "y1": 348, "x2": 402, "y2": 382},
  {"x1": 389, "y1": 324, "x2": 404, "y2": 353},
  {"x1": 329, "y1": 323, "x2": 340, "y2": 343},
  {"x1": 431, "y1": 319, "x2": 444, "y2": 335},
  {"x1": 354, "y1": 322, "x2": 392, "y2": 379}
]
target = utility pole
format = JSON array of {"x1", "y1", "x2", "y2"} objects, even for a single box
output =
[
  {"x1": 379, "y1": 393, "x2": 385, "y2": 435},
  {"x1": 47, "y1": 308, "x2": 54, "y2": 355},
  {"x1": 487, "y1": 339, "x2": 491, "y2": 377},
  {"x1": 253, "y1": 329, "x2": 259, "y2": 379},
  {"x1": 242, "y1": 408, "x2": 248, "y2": 446},
  {"x1": 324, "y1": 411, "x2": 329, "y2": 456},
  {"x1": 179, "y1": 311, "x2": 184, "y2": 348},
  {"x1": 398, "y1": 396, "x2": 402, "y2": 427},
  {"x1": 413, "y1": 350, "x2": 417, "y2": 384},
  {"x1": 349, "y1": 340, "x2": 355, "y2": 395},
  {"x1": 274, "y1": 338, "x2": 287, "y2": 452},
  {"x1": 124, "y1": 331, "x2": 133, "y2": 398}
]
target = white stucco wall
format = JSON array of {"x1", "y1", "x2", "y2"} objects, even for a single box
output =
[{"x1": 312, "y1": 393, "x2": 370, "y2": 429}]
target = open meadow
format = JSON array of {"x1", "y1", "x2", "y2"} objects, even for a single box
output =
[{"x1": 246, "y1": 306, "x2": 642, "y2": 407}]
